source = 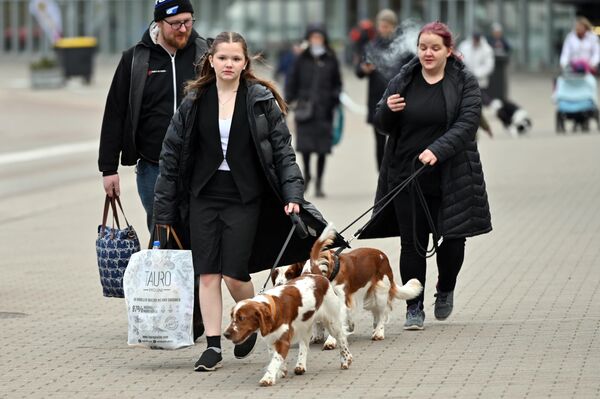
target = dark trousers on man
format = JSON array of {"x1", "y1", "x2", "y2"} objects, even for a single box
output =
[{"x1": 135, "y1": 158, "x2": 160, "y2": 232}]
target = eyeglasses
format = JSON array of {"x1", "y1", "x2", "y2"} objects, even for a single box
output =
[{"x1": 163, "y1": 18, "x2": 195, "y2": 30}]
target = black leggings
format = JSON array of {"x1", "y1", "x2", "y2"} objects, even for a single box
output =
[
  {"x1": 393, "y1": 191, "x2": 466, "y2": 308},
  {"x1": 302, "y1": 152, "x2": 326, "y2": 182}
]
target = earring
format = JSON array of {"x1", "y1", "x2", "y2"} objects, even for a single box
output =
[{"x1": 210, "y1": 63, "x2": 214, "y2": 68}]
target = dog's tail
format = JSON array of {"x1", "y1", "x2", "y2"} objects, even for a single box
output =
[
  {"x1": 305, "y1": 222, "x2": 336, "y2": 275},
  {"x1": 392, "y1": 278, "x2": 423, "y2": 300}
]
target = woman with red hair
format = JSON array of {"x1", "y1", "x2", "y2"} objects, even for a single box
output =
[{"x1": 360, "y1": 22, "x2": 492, "y2": 330}]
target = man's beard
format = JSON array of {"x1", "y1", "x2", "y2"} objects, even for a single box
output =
[{"x1": 164, "y1": 31, "x2": 191, "y2": 50}]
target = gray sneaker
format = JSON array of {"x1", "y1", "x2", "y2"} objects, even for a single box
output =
[
  {"x1": 434, "y1": 290, "x2": 454, "y2": 320},
  {"x1": 403, "y1": 304, "x2": 425, "y2": 330}
]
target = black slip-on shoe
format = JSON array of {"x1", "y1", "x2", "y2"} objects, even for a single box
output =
[
  {"x1": 194, "y1": 348, "x2": 222, "y2": 372},
  {"x1": 234, "y1": 332, "x2": 257, "y2": 359}
]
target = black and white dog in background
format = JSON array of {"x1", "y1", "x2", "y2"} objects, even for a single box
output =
[{"x1": 489, "y1": 99, "x2": 532, "y2": 137}]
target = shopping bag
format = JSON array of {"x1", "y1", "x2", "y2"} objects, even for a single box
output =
[
  {"x1": 148, "y1": 225, "x2": 205, "y2": 342},
  {"x1": 123, "y1": 228, "x2": 194, "y2": 350},
  {"x1": 96, "y1": 195, "x2": 140, "y2": 298},
  {"x1": 332, "y1": 105, "x2": 344, "y2": 146}
]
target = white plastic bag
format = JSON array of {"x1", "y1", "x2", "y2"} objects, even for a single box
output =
[{"x1": 123, "y1": 249, "x2": 194, "y2": 350}]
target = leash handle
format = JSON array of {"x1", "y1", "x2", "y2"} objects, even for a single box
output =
[{"x1": 290, "y1": 213, "x2": 308, "y2": 239}]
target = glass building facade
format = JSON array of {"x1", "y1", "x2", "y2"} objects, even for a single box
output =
[{"x1": 0, "y1": 0, "x2": 590, "y2": 70}]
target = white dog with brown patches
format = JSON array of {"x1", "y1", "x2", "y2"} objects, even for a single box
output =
[
  {"x1": 224, "y1": 273, "x2": 352, "y2": 387},
  {"x1": 274, "y1": 223, "x2": 422, "y2": 348}
]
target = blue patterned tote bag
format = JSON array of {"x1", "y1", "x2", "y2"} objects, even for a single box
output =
[{"x1": 96, "y1": 195, "x2": 141, "y2": 298}]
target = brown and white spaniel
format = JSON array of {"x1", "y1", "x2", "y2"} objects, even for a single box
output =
[
  {"x1": 274, "y1": 224, "x2": 422, "y2": 347},
  {"x1": 270, "y1": 261, "x2": 304, "y2": 287},
  {"x1": 224, "y1": 274, "x2": 352, "y2": 387}
]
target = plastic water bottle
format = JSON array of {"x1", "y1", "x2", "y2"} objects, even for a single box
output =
[{"x1": 152, "y1": 240, "x2": 160, "y2": 250}]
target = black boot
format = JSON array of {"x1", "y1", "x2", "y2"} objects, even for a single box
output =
[{"x1": 315, "y1": 178, "x2": 325, "y2": 198}]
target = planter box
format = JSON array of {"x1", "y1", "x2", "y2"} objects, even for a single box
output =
[{"x1": 30, "y1": 67, "x2": 65, "y2": 89}]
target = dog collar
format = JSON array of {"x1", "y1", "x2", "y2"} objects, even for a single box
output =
[{"x1": 329, "y1": 253, "x2": 341, "y2": 282}]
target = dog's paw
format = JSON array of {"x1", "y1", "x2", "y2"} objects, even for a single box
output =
[
  {"x1": 322, "y1": 336, "x2": 337, "y2": 350},
  {"x1": 371, "y1": 331, "x2": 385, "y2": 341},
  {"x1": 340, "y1": 352, "x2": 353, "y2": 369},
  {"x1": 294, "y1": 366, "x2": 306, "y2": 375},
  {"x1": 259, "y1": 376, "x2": 275, "y2": 387}
]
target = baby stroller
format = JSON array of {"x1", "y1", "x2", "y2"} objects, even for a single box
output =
[{"x1": 553, "y1": 62, "x2": 599, "y2": 133}]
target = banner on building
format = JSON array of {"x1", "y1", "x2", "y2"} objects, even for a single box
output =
[{"x1": 29, "y1": 0, "x2": 63, "y2": 43}]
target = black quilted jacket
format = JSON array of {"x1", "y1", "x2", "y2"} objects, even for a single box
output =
[
  {"x1": 360, "y1": 56, "x2": 492, "y2": 240},
  {"x1": 153, "y1": 80, "x2": 338, "y2": 273}
]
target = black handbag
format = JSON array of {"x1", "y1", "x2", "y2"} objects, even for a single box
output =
[
  {"x1": 96, "y1": 195, "x2": 140, "y2": 298},
  {"x1": 294, "y1": 99, "x2": 314, "y2": 122}
]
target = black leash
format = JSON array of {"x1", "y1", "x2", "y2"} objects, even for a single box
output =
[
  {"x1": 333, "y1": 157, "x2": 442, "y2": 259},
  {"x1": 259, "y1": 214, "x2": 306, "y2": 294},
  {"x1": 409, "y1": 161, "x2": 443, "y2": 258},
  {"x1": 336, "y1": 163, "x2": 428, "y2": 248}
]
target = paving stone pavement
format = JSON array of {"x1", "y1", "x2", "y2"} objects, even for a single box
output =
[{"x1": 0, "y1": 56, "x2": 599, "y2": 399}]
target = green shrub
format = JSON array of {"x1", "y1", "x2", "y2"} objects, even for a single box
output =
[{"x1": 30, "y1": 57, "x2": 59, "y2": 70}]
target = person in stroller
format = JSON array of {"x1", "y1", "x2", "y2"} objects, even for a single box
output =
[{"x1": 489, "y1": 98, "x2": 532, "y2": 137}]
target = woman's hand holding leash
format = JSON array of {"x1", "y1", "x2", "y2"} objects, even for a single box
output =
[
  {"x1": 418, "y1": 149, "x2": 438, "y2": 166},
  {"x1": 387, "y1": 94, "x2": 406, "y2": 112}
]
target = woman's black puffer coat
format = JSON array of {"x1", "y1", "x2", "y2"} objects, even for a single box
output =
[
  {"x1": 359, "y1": 56, "x2": 492, "y2": 240},
  {"x1": 285, "y1": 49, "x2": 342, "y2": 154},
  {"x1": 154, "y1": 80, "x2": 341, "y2": 273}
]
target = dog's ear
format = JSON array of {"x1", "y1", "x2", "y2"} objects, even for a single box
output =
[
  {"x1": 289, "y1": 262, "x2": 304, "y2": 278},
  {"x1": 270, "y1": 269, "x2": 279, "y2": 285},
  {"x1": 256, "y1": 303, "x2": 274, "y2": 336}
]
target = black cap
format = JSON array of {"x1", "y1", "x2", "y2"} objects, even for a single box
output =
[{"x1": 154, "y1": 0, "x2": 194, "y2": 22}]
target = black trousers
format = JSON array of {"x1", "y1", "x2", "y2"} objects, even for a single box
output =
[
  {"x1": 393, "y1": 190, "x2": 466, "y2": 308},
  {"x1": 302, "y1": 152, "x2": 326, "y2": 182},
  {"x1": 374, "y1": 128, "x2": 387, "y2": 171}
]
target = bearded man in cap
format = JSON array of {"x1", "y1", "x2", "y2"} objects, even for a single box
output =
[
  {"x1": 99, "y1": 0, "x2": 209, "y2": 231},
  {"x1": 98, "y1": 0, "x2": 208, "y2": 341}
]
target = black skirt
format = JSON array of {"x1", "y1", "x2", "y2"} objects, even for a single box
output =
[{"x1": 189, "y1": 171, "x2": 261, "y2": 281}]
